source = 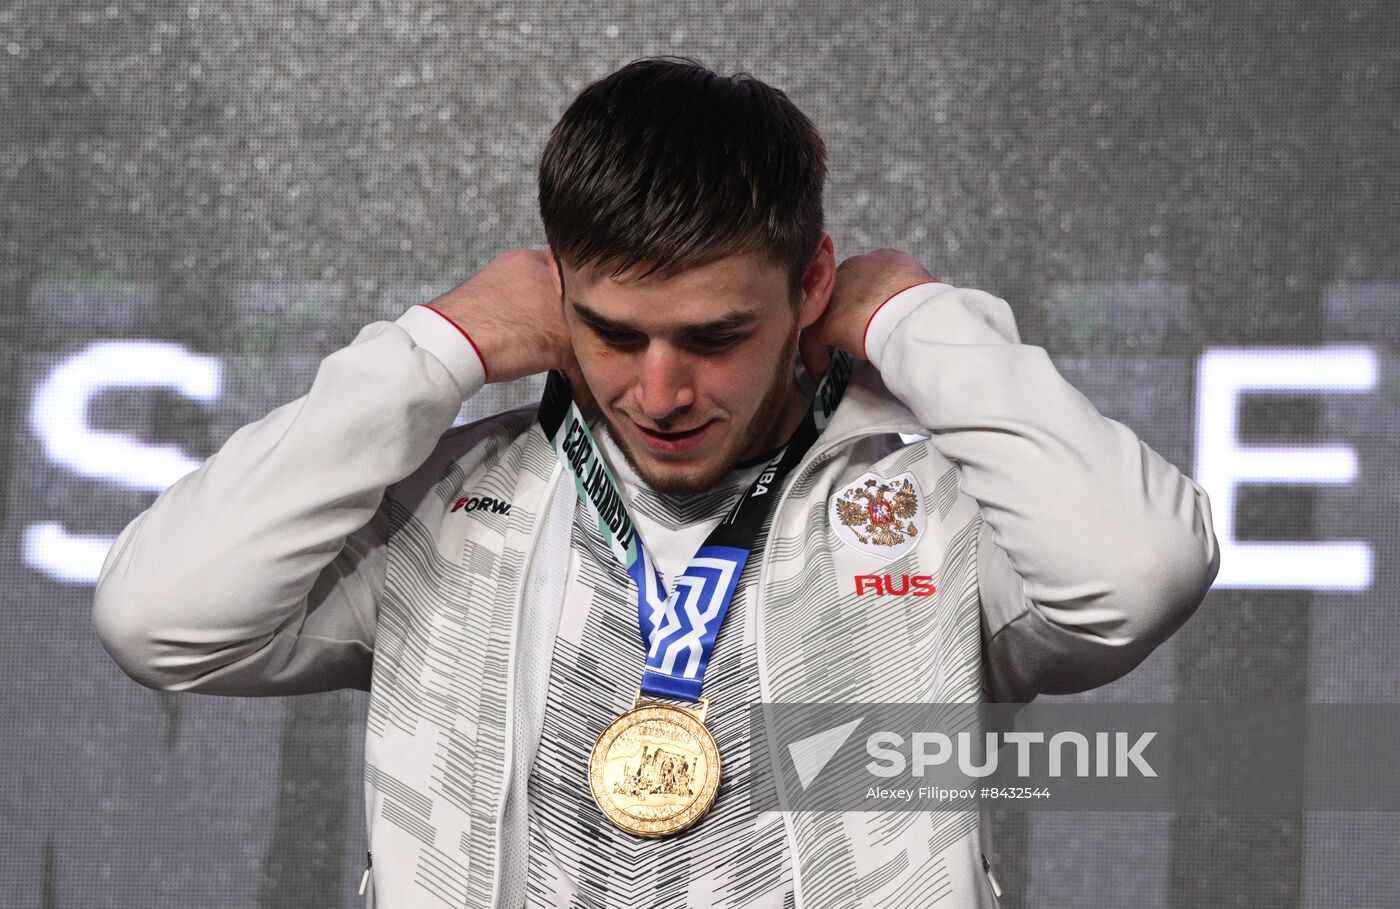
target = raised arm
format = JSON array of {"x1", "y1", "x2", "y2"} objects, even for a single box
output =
[
  {"x1": 809, "y1": 247, "x2": 1220, "y2": 702},
  {"x1": 92, "y1": 249, "x2": 569, "y2": 695}
]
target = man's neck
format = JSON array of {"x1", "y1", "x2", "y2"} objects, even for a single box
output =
[{"x1": 738, "y1": 376, "x2": 810, "y2": 464}]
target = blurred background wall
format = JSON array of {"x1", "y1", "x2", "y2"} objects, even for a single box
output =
[{"x1": 3, "y1": 1, "x2": 1398, "y2": 905}]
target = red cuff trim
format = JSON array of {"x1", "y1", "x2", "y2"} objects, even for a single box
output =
[
  {"x1": 421, "y1": 304, "x2": 489, "y2": 382},
  {"x1": 860, "y1": 280, "x2": 939, "y2": 358}
]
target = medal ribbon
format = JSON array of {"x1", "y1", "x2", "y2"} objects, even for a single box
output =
[{"x1": 539, "y1": 353, "x2": 852, "y2": 701}]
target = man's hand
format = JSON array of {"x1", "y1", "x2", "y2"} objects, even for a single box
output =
[
  {"x1": 426, "y1": 248, "x2": 577, "y2": 384},
  {"x1": 799, "y1": 249, "x2": 937, "y2": 375}
]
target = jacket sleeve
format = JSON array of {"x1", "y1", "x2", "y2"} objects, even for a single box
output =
[
  {"x1": 865, "y1": 282, "x2": 1221, "y2": 702},
  {"x1": 91, "y1": 305, "x2": 486, "y2": 695}
]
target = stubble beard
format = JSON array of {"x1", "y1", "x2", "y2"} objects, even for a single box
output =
[{"x1": 603, "y1": 331, "x2": 803, "y2": 497}]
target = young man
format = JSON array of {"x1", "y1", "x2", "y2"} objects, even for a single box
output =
[{"x1": 93, "y1": 58, "x2": 1220, "y2": 907}]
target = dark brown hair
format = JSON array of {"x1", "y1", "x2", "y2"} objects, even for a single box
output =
[{"x1": 539, "y1": 56, "x2": 826, "y2": 296}]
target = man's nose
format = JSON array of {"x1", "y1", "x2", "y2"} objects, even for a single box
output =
[{"x1": 635, "y1": 344, "x2": 695, "y2": 421}]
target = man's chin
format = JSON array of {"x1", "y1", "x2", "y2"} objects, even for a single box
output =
[
  {"x1": 604, "y1": 422, "x2": 737, "y2": 495},
  {"x1": 634, "y1": 460, "x2": 732, "y2": 496}
]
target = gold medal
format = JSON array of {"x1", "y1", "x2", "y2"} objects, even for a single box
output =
[{"x1": 589, "y1": 693, "x2": 721, "y2": 837}]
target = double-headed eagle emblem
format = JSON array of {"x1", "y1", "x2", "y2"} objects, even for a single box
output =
[{"x1": 834, "y1": 477, "x2": 920, "y2": 547}]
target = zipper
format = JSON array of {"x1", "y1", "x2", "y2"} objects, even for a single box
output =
[
  {"x1": 486, "y1": 458, "x2": 565, "y2": 908},
  {"x1": 754, "y1": 450, "x2": 818, "y2": 909},
  {"x1": 982, "y1": 853, "x2": 1004, "y2": 899},
  {"x1": 358, "y1": 850, "x2": 372, "y2": 897},
  {"x1": 754, "y1": 423, "x2": 912, "y2": 909}
]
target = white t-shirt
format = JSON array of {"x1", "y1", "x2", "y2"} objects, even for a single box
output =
[{"x1": 524, "y1": 426, "x2": 794, "y2": 908}]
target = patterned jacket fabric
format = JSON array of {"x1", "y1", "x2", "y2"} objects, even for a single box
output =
[
  {"x1": 524, "y1": 431, "x2": 792, "y2": 906},
  {"x1": 93, "y1": 282, "x2": 1222, "y2": 907}
]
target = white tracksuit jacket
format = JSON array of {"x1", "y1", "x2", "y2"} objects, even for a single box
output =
[{"x1": 93, "y1": 281, "x2": 1221, "y2": 907}]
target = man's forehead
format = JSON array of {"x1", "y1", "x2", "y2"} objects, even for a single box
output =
[{"x1": 559, "y1": 250, "x2": 790, "y2": 324}]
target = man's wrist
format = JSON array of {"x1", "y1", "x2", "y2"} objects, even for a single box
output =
[
  {"x1": 424, "y1": 305, "x2": 491, "y2": 379},
  {"x1": 863, "y1": 282, "x2": 956, "y2": 366},
  {"x1": 395, "y1": 305, "x2": 488, "y2": 398}
]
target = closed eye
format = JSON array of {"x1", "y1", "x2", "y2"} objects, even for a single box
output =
[
  {"x1": 590, "y1": 325, "x2": 646, "y2": 349},
  {"x1": 685, "y1": 333, "x2": 746, "y2": 352}
]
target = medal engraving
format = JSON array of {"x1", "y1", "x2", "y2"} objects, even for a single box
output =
[{"x1": 589, "y1": 703, "x2": 721, "y2": 837}]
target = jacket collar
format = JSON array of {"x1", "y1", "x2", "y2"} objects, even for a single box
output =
[{"x1": 816, "y1": 359, "x2": 925, "y2": 448}]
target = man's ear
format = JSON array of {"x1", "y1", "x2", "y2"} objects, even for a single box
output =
[
  {"x1": 797, "y1": 232, "x2": 836, "y2": 331},
  {"x1": 796, "y1": 232, "x2": 837, "y2": 378},
  {"x1": 546, "y1": 247, "x2": 565, "y2": 301}
]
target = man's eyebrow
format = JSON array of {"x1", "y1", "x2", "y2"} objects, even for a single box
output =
[{"x1": 571, "y1": 300, "x2": 759, "y2": 335}]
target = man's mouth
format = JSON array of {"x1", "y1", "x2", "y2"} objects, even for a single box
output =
[{"x1": 632, "y1": 420, "x2": 714, "y2": 455}]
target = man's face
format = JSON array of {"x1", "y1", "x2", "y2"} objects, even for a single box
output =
[{"x1": 557, "y1": 247, "x2": 827, "y2": 495}]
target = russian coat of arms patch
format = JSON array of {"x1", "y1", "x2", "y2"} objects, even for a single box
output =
[{"x1": 829, "y1": 471, "x2": 926, "y2": 560}]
